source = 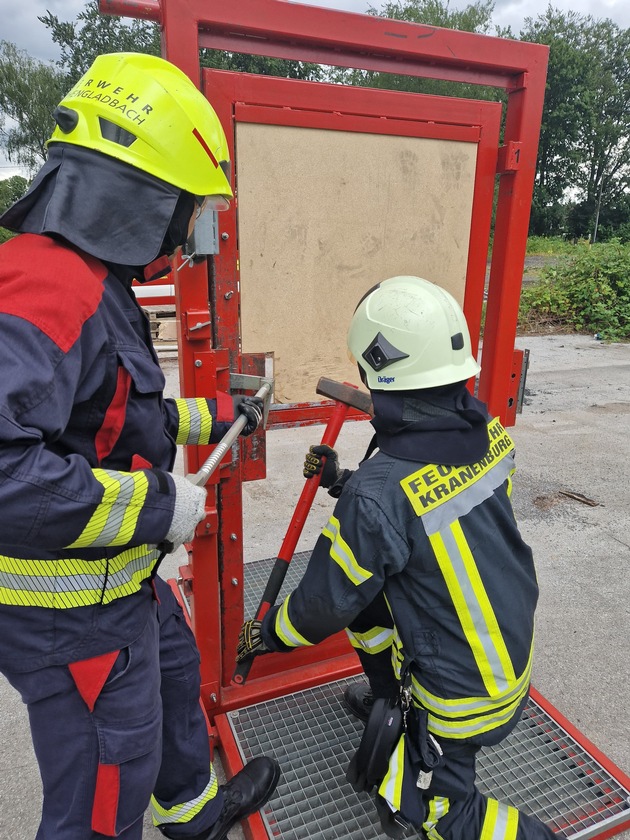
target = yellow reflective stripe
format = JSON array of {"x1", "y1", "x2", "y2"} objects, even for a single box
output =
[
  {"x1": 450, "y1": 520, "x2": 516, "y2": 685},
  {"x1": 481, "y1": 799, "x2": 520, "y2": 840},
  {"x1": 426, "y1": 689, "x2": 527, "y2": 739},
  {"x1": 505, "y1": 804, "x2": 519, "y2": 840},
  {"x1": 411, "y1": 647, "x2": 533, "y2": 718},
  {"x1": 346, "y1": 625, "x2": 394, "y2": 654},
  {"x1": 176, "y1": 398, "x2": 192, "y2": 443},
  {"x1": 68, "y1": 469, "x2": 149, "y2": 548},
  {"x1": 378, "y1": 732, "x2": 406, "y2": 813},
  {"x1": 389, "y1": 568, "x2": 529, "y2": 738},
  {"x1": 322, "y1": 515, "x2": 372, "y2": 586},
  {"x1": 174, "y1": 398, "x2": 213, "y2": 446},
  {"x1": 274, "y1": 594, "x2": 313, "y2": 648},
  {"x1": 430, "y1": 524, "x2": 515, "y2": 695},
  {"x1": 400, "y1": 418, "x2": 514, "y2": 516},
  {"x1": 390, "y1": 625, "x2": 407, "y2": 679},
  {"x1": 0, "y1": 545, "x2": 159, "y2": 608},
  {"x1": 506, "y1": 467, "x2": 515, "y2": 498},
  {"x1": 151, "y1": 765, "x2": 219, "y2": 825},
  {"x1": 423, "y1": 796, "x2": 450, "y2": 840}
]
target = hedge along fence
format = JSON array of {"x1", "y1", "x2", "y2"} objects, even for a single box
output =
[{"x1": 518, "y1": 239, "x2": 630, "y2": 341}]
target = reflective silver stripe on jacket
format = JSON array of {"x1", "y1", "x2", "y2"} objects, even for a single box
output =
[
  {"x1": 322, "y1": 515, "x2": 373, "y2": 586},
  {"x1": 421, "y1": 455, "x2": 515, "y2": 537},
  {"x1": 68, "y1": 468, "x2": 149, "y2": 548},
  {"x1": 174, "y1": 398, "x2": 213, "y2": 446},
  {"x1": 480, "y1": 799, "x2": 519, "y2": 840},
  {"x1": 0, "y1": 545, "x2": 160, "y2": 608},
  {"x1": 346, "y1": 625, "x2": 394, "y2": 654}
]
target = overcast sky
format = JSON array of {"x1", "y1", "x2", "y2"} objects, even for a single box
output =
[
  {"x1": 1, "y1": 0, "x2": 630, "y2": 176},
  {"x1": 2, "y1": 0, "x2": 630, "y2": 63}
]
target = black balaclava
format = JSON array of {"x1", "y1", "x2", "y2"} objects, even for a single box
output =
[
  {"x1": 0, "y1": 143, "x2": 195, "y2": 274},
  {"x1": 369, "y1": 380, "x2": 490, "y2": 466}
]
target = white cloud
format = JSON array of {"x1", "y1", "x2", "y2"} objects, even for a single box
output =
[{"x1": 0, "y1": 0, "x2": 85, "y2": 62}]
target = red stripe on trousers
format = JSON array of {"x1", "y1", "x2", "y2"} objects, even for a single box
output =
[{"x1": 92, "y1": 763, "x2": 121, "y2": 836}]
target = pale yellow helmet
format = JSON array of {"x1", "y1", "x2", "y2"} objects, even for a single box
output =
[
  {"x1": 48, "y1": 52, "x2": 233, "y2": 206},
  {"x1": 347, "y1": 276, "x2": 481, "y2": 390}
]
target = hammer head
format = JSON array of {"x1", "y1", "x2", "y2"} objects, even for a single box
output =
[{"x1": 316, "y1": 377, "x2": 374, "y2": 417}]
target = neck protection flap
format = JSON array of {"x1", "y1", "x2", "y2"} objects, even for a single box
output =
[
  {"x1": 0, "y1": 144, "x2": 184, "y2": 266},
  {"x1": 370, "y1": 382, "x2": 490, "y2": 465}
]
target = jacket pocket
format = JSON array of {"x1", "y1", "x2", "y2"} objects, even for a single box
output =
[
  {"x1": 116, "y1": 347, "x2": 165, "y2": 396},
  {"x1": 93, "y1": 711, "x2": 162, "y2": 836}
]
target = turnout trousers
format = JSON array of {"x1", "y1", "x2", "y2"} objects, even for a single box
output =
[
  {"x1": 347, "y1": 597, "x2": 562, "y2": 840},
  {"x1": 2, "y1": 577, "x2": 222, "y2": 839},
  {"x1": 416, "y1": 741, "x2": 560, "y2": 840}
]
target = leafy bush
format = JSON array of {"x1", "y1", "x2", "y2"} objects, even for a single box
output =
[
  {"x1": 0, "y1": 175, "x2": 29, "y2": 245},
  {"x1": 519, "y1": 240, "x2": 630, "y2": 340},
  {"x1": 525, "y1": 236, "x2": 590, "y2": 255}
]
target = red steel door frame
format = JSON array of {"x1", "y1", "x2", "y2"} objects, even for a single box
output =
[
  {"x1": 204, "y1": 68, "x2": 503, "y2": 711},
  {"x1": 102, "y1": 0, "x2": 548, "y2": 710},
  {"x1": 93, "y1": 15, "x2": 630, "y2": 840},
  {"x1": 103, "y1": 0, "x2": 549, "y2": 425}
]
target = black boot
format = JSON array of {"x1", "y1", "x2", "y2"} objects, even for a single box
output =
[
  {"x1": 159, "y1": 756, "x2": 281, "y2": 840},
  {"x1": 374, "y1": 793, "x2": 410, "y2": 840},
  {"x1": 343, "y1": 682, "x2": 375, "y2": 722}
]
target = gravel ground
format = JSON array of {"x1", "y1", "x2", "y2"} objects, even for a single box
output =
[{"x1": 1, "y1": 333, "x2": 628, "y2": 840}]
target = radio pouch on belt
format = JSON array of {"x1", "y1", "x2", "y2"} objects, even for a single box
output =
[
  {"x1": 345, "y1": 660, "x2": 444, "y2": 839},
  {"x1": 345, "y1": 694, "x2": 404, "y2": 793}
]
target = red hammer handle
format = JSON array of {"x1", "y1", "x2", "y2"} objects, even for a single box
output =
[{"x1": 231, "y1": 392, "x2": 354, "y2": 686}]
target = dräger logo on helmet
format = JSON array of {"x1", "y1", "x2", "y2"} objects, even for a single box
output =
[
  {"x1": 377, "y1": 376, "x2": 395, "y2": 384},
  {"x1": 68, "y1": 78, "x2": 153, "y2": 126}
]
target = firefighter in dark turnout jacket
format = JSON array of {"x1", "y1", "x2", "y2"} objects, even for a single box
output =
[
  {"x1": 0, "y1": 53, "x2": 279, "y2": 840},
  {"x1": 237, "y1": 276, "x2": 561, "y2": 840}
]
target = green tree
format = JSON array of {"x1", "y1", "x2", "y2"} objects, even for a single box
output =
[
  {"x1": 0, "y1": 41, "x2": 65, "y2": 169},
  {"x1": 522, "y1": 7, "x2": 630, "y2": 240},
  {"x1": 39, "y1": 0, "x2": 161, "y2": 83},
  {"x1": 0, "y1": 174, "x2": 29, "y2": 243},
  {"x1": 327, "y1": 0, "x2": 503, "y2": 100},
  {"x1": 41, "y1": 0, "x2": 322, "y2": 84},
  {"x1": 1, "y1": 0, "x2": 323, "y2": 181},
  {"x1": 372, "y1": 0, "x2": 495, "y2": 33},
  {"x1": 199, "y1": 51, "x2": 322, "y2": 81}
]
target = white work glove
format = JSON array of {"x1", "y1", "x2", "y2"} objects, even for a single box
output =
[{"x1": 164, "y1": 474, "x2": 207, "y2": 552}]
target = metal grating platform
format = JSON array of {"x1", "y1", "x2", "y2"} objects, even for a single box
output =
[
  {"x1": 235, "y1": 554, "x2": 630, "y2": 839},
  {"x1": 227, "y1": 679, "x2": 630, "y2": 840},
  {"x1": 243, "y1": 551, "x2": 311, "y2": 619}
]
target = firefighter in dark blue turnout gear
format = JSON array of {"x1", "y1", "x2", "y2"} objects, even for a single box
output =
[
  {"x1": 0, "y1": 52, "x2": 279, "y2": 840},
  {"x1": 238, "y1": 276, "x2": 563, "y2": 840}
]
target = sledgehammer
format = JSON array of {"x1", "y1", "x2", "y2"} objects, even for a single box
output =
[{"x1": 231, "y1": 377, "x2": 373, "y2": 686}]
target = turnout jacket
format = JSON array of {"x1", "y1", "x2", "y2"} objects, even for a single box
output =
[
  {"x1": 262, "y1": 416, "x2": 538, "y2": 747},
  {"x1": 0, "y1": 233, "x2": 234, "y2": 671}
]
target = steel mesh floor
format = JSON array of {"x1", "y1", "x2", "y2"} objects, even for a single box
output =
[
  {"x1": 234, "y1": 554, "x2": 630, "y2": 839},
  {"x1": 227, "y1": 679, "x2": 630, "y2": 840},
  {"x1": 243, "y1": 551, "x2": 311, "y2": 618}
]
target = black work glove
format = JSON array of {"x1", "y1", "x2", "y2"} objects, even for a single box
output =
[
  {"x1": 303, "y1": 444, "x2": 353, "y2": 498},
  {"x1": 233, "y1": 396, "x2": 264, "y2": 436},
  {"x1": 303, "y1": 444, "x2": 342, "y2": 486},
  {"x1": 236, "y1": 619, "x2": 271, "y2": 663}
]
